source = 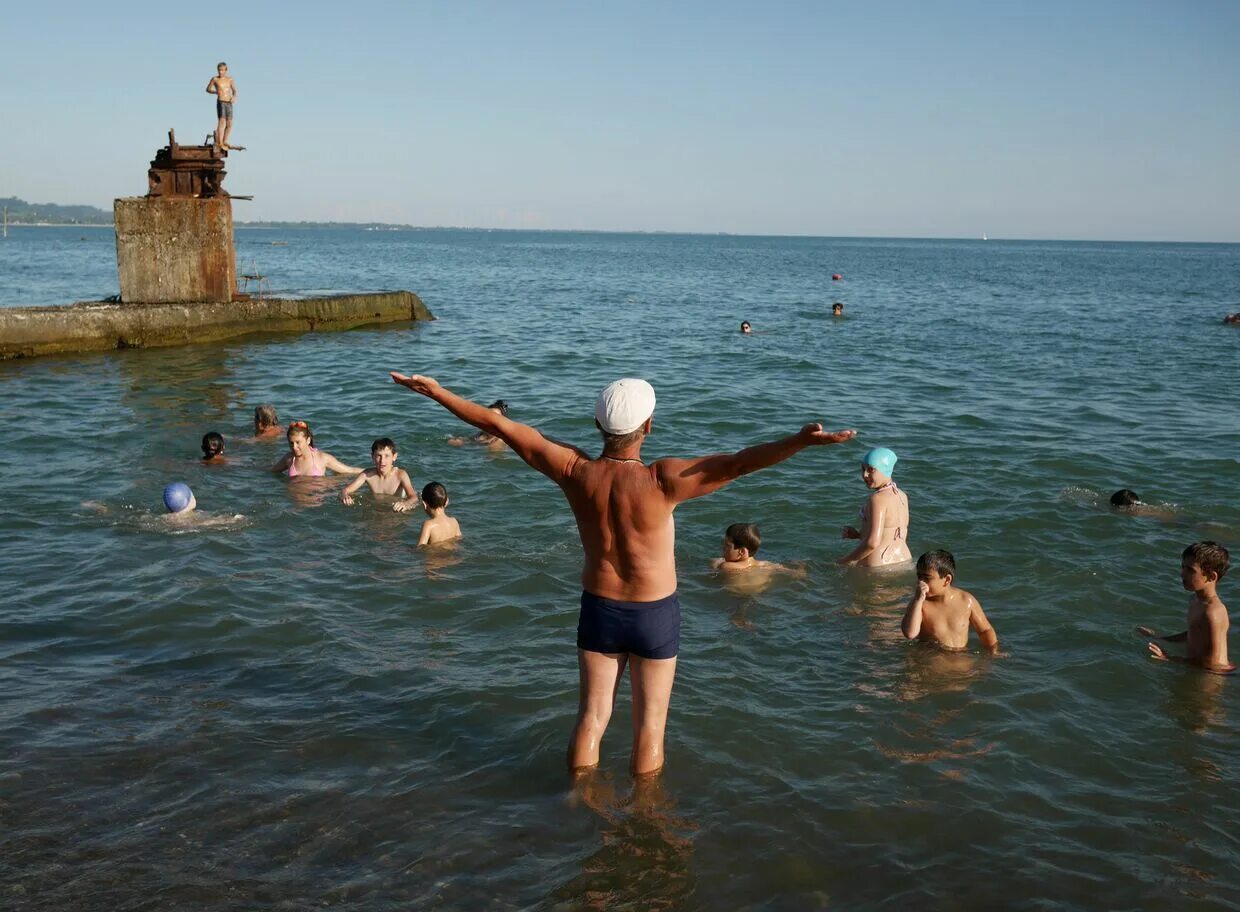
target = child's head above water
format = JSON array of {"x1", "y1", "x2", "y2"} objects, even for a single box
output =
[
  {"x1": 1110, "y1": 489, "x2": 1142, "y2": 507},
  {"x1": 287, "y1": 420, "x2": 314, "y2": 445},
  {"x1": 422, "y1": 481, "x2": 448, "y2": 510},
  {"x1": 740, "y1": 321, "x2": 752, "y2": 334},
  {"x1": 163, "y1": 481, "x2": 196, "y2": 514},
  {"x1": 371, "y1": 437, "x2": 397, "y2": 455},
  {"x1": 254, "y1": 404, "x2": 279, "y2": 432},
  {"x1": 916, "y1": 550, "x2": 956, "y2": 591},
  {"x1": 201, "y1": 431, "x2": 225, "y2": 460},
  {"x1": 861, "y1": 447, "x2": 897, "y2": 487},
  {"x1": 371, "y1": 437, "x2": 398, "y2": 470},
  {"x1": 1183, "y1": 541, "x2": 1230, "y2": 581},
  {"x1": 723, "y1": 522, "x2": 762, "y2": 559},
  {"x1": 487, "y1": 400, "x2": 510, "y2": 416},
  {"x1": 832, "y1": 302, "x2": 843, "y2": 315}
]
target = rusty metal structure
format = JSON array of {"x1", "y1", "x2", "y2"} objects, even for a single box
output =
[{"x1": 147, "y1": 129, "x2": 228, "y2": 198}]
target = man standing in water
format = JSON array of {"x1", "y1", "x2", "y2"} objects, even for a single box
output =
[
  {"x1": 205, "y1": 62, "x2": 236, "y2": 150},
  {"x1": 390, "y1": 371, "x2": 855, "y2": 775}
]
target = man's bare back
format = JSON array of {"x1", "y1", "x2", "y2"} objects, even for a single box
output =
[{"x1": 390, "y1": 371, "x2": 855, "y2": 774}]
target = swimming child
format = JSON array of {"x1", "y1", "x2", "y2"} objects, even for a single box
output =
[
  {"x1": 340, "y1": 437, "x2": 417, "y2": 510},
  {"x1": 417, "y1": 481, "x2": 461, "y2": 546},
  {"x1": 1108, "y1": 488, "x2": 1177, "y2": 519},
  {"x1": 254, "y1": 404, "x2": 281, "y2": 438},
  {"x1": 201, "y1": 431, "x2": 226, "y2": 463},
  {"x1": 712, "y1": 523, "x2": 798, "y2": 573},
  {"x1": 840, "y1": 447, "x2": 911, "y2": 566},
  {"x1": 163, "y1": 482, "x2": 196, "y2": 514},
  {"x1": 271, "y1": 420, "x2": 363, "y2": 478},
  {"x1": 1140, "y1": 541, "x2": 1233, "y2": 674},
  {"x1": 740, "y1": 321, "x2": 753, "y2": 334},
  {"x1": 902, "y1": 550, "x2": 999, "y2": 652},
  {"x1": 449, "y1": 400, "x2": 510, "y2": 448},
  {"x1": 832, "y1": 303, "x2": 844, "y2": 317}
]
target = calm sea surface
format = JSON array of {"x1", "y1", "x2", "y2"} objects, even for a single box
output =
[{"x1": 2, "y1": 227, "x2": 1238, "y2": 910}]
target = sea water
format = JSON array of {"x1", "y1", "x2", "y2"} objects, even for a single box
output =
[{"x1": 1, "y1": 228, "x2": 1238, "y2": 910}]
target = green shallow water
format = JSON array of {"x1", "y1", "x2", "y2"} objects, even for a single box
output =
[{"x1": 1, "y1": 230, "x2": 1239, "y2": 909}]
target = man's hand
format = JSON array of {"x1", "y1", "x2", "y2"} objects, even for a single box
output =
[
  {"x1": 796, "y1": 423, "x2": 857, "y2": 446},
  {"x1": 1148, "y1": 642, "x2": 1169, "y2": 661},
  {"x1": 390, "y1": 372, "x2": 441, "y2": 397}
]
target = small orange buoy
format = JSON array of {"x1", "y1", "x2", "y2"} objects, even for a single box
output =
[{"x1": 831, "y1": 273, "x2": 842, "y2": 281}]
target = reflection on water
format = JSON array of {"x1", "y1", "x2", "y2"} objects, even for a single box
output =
[{"x1": 555, "y1": 770, "x2": 697, "y2": 910}]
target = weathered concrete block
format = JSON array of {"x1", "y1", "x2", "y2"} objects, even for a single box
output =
[
  {"x1": 114, "y1": 196, "x2": 236, "y2": 304},
  {"x1": 0, "y1": 291, "x2": 434, "y2": 360}
]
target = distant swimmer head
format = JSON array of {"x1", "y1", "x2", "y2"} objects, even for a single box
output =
[
  {"x1": 740, "y1": 321, "x2": 752, "y2": 334},
  {"x1": 1110, "y1": 489, "x2": 1142, "y2": 507},
  {"x1": 163, "y1": 482, "x2": 195, "y2": 514},
  {"x1": 201, "y1": 431, "x2": 225, "y2": 460},
  {"x1": 832, "y1": 302, "x2": 843, "y2": 315},
  {"x1": 862, "y1": 447, "x2": 897, "y2": 485},
  {"x1": 487, "y1": 399, "x2": 510, "y2": 416},
  {"x1": 254, "y1": 404, "x2": 279, "y2": 432},
  {"x1": 595, "y1": 378, "x2": 656, "y2": 438}
]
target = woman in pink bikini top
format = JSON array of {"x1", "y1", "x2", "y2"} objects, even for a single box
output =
[
  {"x1": 839, "y1": 446, "x2": 912, "y2": 567},
  {"x1": 271, "y1": 420, "x2": 363, "y2": 479}
]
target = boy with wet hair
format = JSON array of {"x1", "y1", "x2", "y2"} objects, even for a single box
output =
[
  {"x1": 340, "y1": 437, "x2": 417, "y2": 511},
  {"x1": 1141, "y1": 542, "x2": 1233, "y2": 673},
  {"x1": 712, "y1": 523, "x2": 795, "y2": 573},
  {"x1": 902, "y1": 550, "x2": 999, "y2": 652},
  {"x1": 418, "y1": 481, "x2": 461, "y2": 545}
]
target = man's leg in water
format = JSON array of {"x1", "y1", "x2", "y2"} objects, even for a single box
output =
[
  {"x1": 629, "y1": 655, "x2": 677, "y2": 776},
  {"x1": 569, "y1": 649, "x2": 627, "y2": 771}
]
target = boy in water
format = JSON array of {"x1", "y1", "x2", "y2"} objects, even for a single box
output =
[
  {"x1": 417, "y1": 481, "x2": 461, "y2": 545},
  {"x1": 832, "y1": 303, "x2": 844, "y2": 317},
  {"x1": 254, "y1": 404, "x2": 281, "y2": 438},
  {"x1": 340, "y1": 437, "x2": 417, "y2": 510},
  {"x1": 712, "y1": 523, "x2": 798, "y2": 574},
  {"x1": 902, "y1": 550, "x2": 999, "y2": 652},
  {"x1": 449, "y1": 400, "x2": 509, "y2": 448},
  {"x1": 1141, "y1": 542, "x2": 1233, "y2": 673},
  {"x1": 201, "y1": 432, "x2": 226, "y2": 463}
]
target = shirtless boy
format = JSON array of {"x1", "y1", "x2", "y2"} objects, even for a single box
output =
[
  {"x1": 1141, "y1": 541, "x2": 1232, "y2": 674},
  {"x1": 390, "y1": 371, "x2": 855, "y2": 775},
  {"x1": 205, "y1": 62, "x2": 236, "y2": 150},
  {"x1": 713, "y1": 523, "x2": 797, "y2": 574},
  {"x1": 417, "y1": 482, "x2": 461, "y2": 545},
  {"x1": 840, "y1": 446, "x2": 911, "y2": 566},
  {"x1": 902, "y1": 550, "x2": 999, "y2": 652},
  {"x1": 340, "y1": 437, "x2": 417, "y2": 511}
]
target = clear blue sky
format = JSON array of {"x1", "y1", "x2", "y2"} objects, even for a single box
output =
[{"x1": 6, "y1": 1, "x2": 1239, "y2": 240}]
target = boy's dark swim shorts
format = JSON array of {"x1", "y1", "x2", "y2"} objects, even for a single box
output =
[{"x1": 577, "y1": 590, "x2": 681, "y2": 659}]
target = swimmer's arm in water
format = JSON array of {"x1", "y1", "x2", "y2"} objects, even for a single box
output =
[
  {"x1": 656, "y1": 423, "x2": 856, "y2": 503},
  {"x1": 969, "y1": 596, "x2": 999, "y2": 652},
  {"x1": 839, "y1": 494, "x2": 884, "y2": 564},
  {"x1": 416, "y1": 519, "x2": 434, "y2": 547},
  {"x1": 270, "y1": 452, "x2": 292, "y2": 474},
  {"x1": 392, "y1": 469, "x2": 418, "y2": 512},
  {"x1": 390, "y1": 373, "x2": 585, "y2": 480},
  {"x1": 1136, "y1": 626, "x2": 1188, "y2": 642},
  {"x1": 321, "y1": 452, "x2": 364, "y2": 476},
  {"x1": 340, "y1": 469, "x2": 369, "y2": 505}
]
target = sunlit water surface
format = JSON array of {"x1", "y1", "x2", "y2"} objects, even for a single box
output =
[{"x1": 2, "y1": 228, "x2": 1239, "y2": 910}]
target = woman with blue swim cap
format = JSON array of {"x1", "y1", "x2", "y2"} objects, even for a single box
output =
[
  {"x1": 840, "y1": 447, "x2": 911, "y2": 566},
  {"x1": 163, "y1": 482, "x2": 196, "y2": 514}
]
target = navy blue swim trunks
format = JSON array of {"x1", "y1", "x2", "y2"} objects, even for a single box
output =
[{"x1": 577, "y1": 590, "x2": 681, "y2": 659}]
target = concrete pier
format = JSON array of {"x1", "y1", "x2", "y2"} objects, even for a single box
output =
[
  {"x1": 114, "y1": 196, "x2": 237, "y2": 303},
  {"x1": 0, "y1": 291, "x2": 433, "y2": 360}
]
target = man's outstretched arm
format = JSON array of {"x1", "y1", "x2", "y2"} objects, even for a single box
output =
[
  {"x1": 391, "y1": 372, "x2": 583, "y2": 480},
  {"x1": 655, "y1": 423, "x2": 855, "y2": 504}
]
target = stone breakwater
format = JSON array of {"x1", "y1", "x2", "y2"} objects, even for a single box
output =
[{"x1": 0, "y1": 291, "x2": 434, "y2": 359}]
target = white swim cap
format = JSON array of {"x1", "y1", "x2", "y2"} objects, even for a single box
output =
[{"x1": 594, "y1": 378, "x2": 656, "y2": 435}]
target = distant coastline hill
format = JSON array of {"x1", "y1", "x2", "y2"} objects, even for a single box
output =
[
  {"x1": 0, "y1": 198, "x2": 420, "y2": 230},
  {"x1": 1, "y1": 196, "x2": 113, "y2": 225}
]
